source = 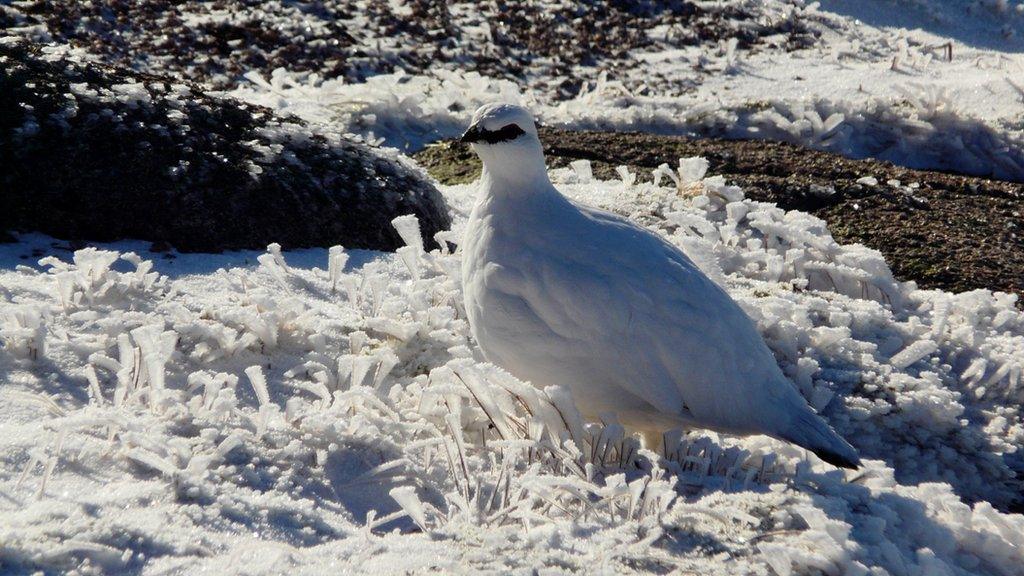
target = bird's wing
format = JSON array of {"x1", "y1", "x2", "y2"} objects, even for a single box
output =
[
  {"x1": 566, "y1": 208, "x2": 858, "y2": 464},
  {"x1": 499, "y1": 202, "x2": 784, "y2": 425}
]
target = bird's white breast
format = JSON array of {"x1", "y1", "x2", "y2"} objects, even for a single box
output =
[{"x1": 461, "y1": 185, "x2": 687, "y2": 425}]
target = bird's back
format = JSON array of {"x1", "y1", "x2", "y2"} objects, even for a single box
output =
[{"x1": 463, "y1": 183, "x2": 797, "y2": 435}]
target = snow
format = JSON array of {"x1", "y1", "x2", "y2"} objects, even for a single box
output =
[
  {"x1": 3, "y1": 1, "x2": 1024, "y2": 574},
  {"x1": 3, "y1": 161, "x2": 1023, "y2": 574},
  {"x1": 10, "y1": 1, "x2": 1022, "y2": 177},
  {"x1": 227, "y1": 2, "x2": 1024, "y2": 180}
]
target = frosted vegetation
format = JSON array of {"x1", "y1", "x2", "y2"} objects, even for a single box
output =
[
  {"x1": 3, "y1": 1, "x2": 1024, "y2": 573},
  {"x1": 226, "y1": 0, "x2": 1024, "y2": 181},
  {"x1": 2, "y1": 163, "x2": 1022, "y2": 574},
  {"x1": 233, "y1": 65, "x2": 1024, "y2": 182},
  {"x1": 6, "y1": 0, "x2": 1024, "y2": 180}
]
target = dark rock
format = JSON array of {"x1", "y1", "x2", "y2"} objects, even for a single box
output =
[
  {"x1": 0, "y1": 41, "x2": 451, "y2": 253},
  {"x1": 149, "y1": 240, "x2": 172, "y2": 253}
]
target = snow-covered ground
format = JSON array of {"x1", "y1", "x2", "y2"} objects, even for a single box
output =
[
  {"x1": 228, "y1": 0, "x2": 1024, "y2": 180},
  {"x1": 2, "y1": 164, "x2": 1023, "y2": 574},
  {"x1": 3, "y1": 1, "x2": 1024, "y2": 574},
  {"x1": 6, "y1": 1, "x2": 1024, "y2": 177}
]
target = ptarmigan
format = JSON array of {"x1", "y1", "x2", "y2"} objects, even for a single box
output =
[{"x1": 459, "y1": 103, "x2": 861, "y2": 469}]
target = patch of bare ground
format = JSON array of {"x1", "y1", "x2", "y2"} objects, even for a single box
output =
[{"x1": 414, "y1": 128, "x2": 1023, "y2": 304}]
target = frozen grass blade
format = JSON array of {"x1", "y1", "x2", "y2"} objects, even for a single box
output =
[
  {"x1": 244, "y1": 365, "x2": 271, "y2": 407},
  {"x1": 389, "y1": 486, "x2": 429, "y2": 532}
]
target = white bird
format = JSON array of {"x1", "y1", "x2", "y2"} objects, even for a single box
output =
[{"x1": 459, "y1": 103, "x2": 861, "y2": 469}]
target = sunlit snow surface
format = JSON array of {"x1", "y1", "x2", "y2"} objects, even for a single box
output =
[
  {"x1": 2, "y1": 165, "x2": 1023, "y2": 575},
  {"x1": 3, "y1": 1, "x2": 1024, "y2": 572},
  {"x1": 228, "y1": 0, "x2": 1024, "y2": 180}
]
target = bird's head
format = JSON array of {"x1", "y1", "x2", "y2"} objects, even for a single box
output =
[{"x1": 461, "y1": 103, "x2": 547, "y2": 184}]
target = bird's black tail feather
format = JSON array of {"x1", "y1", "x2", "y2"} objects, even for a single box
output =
[{"x1": 781, "y1": 409, "x2": 861, "y2": 470}]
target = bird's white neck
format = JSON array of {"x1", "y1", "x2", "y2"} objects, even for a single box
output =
[{"x1": 476, "y1": 142, "x2": 553, "y2": 197}]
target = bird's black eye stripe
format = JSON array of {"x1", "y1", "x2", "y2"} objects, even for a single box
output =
[
  {"x1": 483, "y1": 123, "x2": 526, "y2": 143},
  {"x1": 461, "y1": 122, "x2": 526, "y2": 144}
]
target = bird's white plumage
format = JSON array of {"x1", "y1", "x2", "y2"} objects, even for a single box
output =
[{"x1": 460, "y1": 103, "x2": 860, "y2": 468}]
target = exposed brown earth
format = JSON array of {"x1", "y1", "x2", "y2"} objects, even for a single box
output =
[{"x1": 414, "y1": 128, "x2": 1024, "y2": 303}]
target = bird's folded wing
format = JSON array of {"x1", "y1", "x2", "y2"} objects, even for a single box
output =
[
  {"x1": 504, "y1": 204, "x2": 786, "y2": 425},
  {"x1": 504, "y1": 235, "x2": 728, "y2": 415}
]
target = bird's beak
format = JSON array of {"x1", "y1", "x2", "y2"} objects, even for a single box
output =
[{"x1": 460, "y1": 124, "x2": 482, "y2": 144}]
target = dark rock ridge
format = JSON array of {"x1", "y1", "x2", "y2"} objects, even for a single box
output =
[{"x1": 0, "y1": 40, "x2": 451, "y2": 253}]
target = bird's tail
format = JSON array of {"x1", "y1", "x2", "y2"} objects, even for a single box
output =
[{"x1": 779, "y1": 409, "x2": 861, "y2": 469}]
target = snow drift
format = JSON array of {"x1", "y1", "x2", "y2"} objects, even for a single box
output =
[
  {"x1": 2, "y1": 162, "x2": 1022, "y2": 574},
  {"x1": 233, "y1": 68, "x2": 1024, "y2": 182}
]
